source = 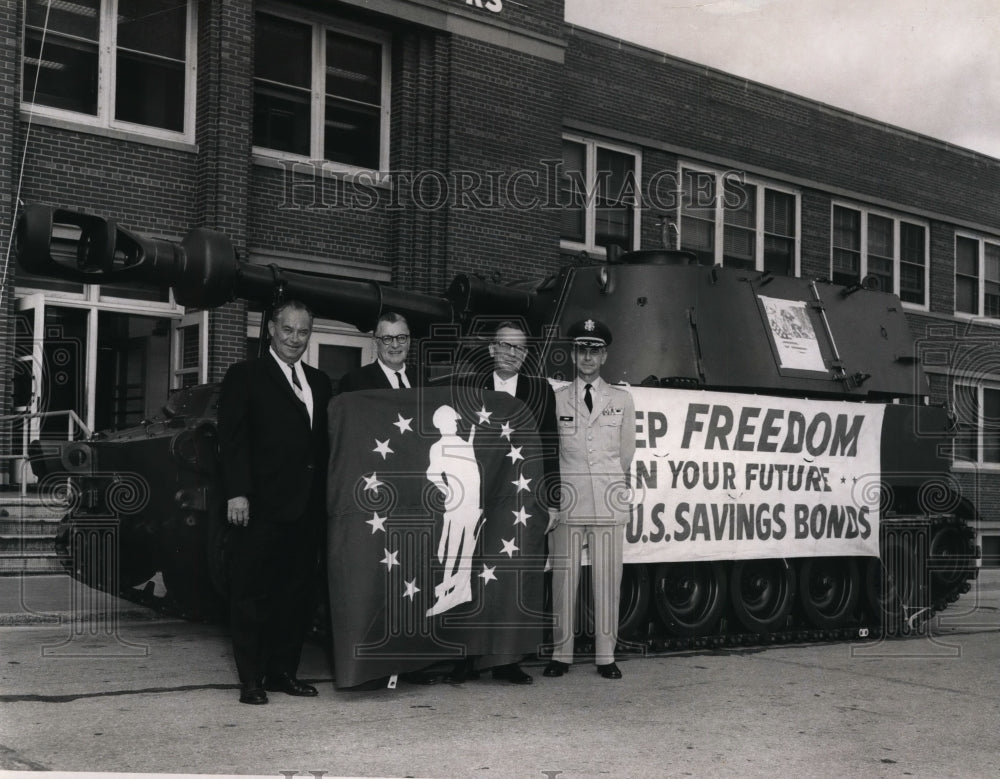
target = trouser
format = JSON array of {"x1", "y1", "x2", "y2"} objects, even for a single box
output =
[
  {"x1": 549, "y1": 522, "x2": 624, "y2": 665},
  {"x1": 229, "y1": 516, "x2": 318, "y2": 684}
]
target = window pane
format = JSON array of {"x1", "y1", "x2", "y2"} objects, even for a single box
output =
[
  {"x1": 560, "y1": 140, "x2": 586, "y2": 242},
  {"x1": 681, "y1": 216, "x2": 715, "y2": 265},
  {"x1": 899, "y1": 222, "x2": 926, "y2": 304},
  {"x1": 254, "y1": 86, "x2": 311, "y2": 155},
  {"x1": 23, "y1": 30, "x2": 98, "y2": 114},
  {"x1": 724, "y1": 181, "x2": 755, "y2": 229},
  {"x1": 117, "y1": 0, "x2": 186, "y2": 59},
  {"x1": 764, "y1": 235, "x2": 793, "y2": 276},
  {"x1": 324, "y1": 99, "x2": 380, "y2": 168},
  {"x1": 723, "y1": 226, "x2": 755, "y2": 269},
  {"x1": 682, "y1": 169, "x2": 715, "y2": 217},
  {"x1": 115, "y1": 52, "x2": 185, "y2": 130},
  {"x1": 255, "y1": 14, "x2": 312, "y2": 87},
  {"x1": 900, "y1": 222, "x2": 925, "y2": 263},
  {"x1": 764, "y1": 189, "x2": 794, "y2": 237},
  {"x1": 326, "y1": 32, "x2": 381, "y2": 105},
  {"x1": 953, "y1": 384, "x2": 978, "y2": 462},
  {"x1": 956, "y1": 236, "x2": 979, "y2": 314},
  {"x1": 985, "y1": 388, "x2": 1000, "y2": 463},
  {"x1": 595, "y1": 147, "x2": 634, "y2": 250},
  {"x1": 867, "y1": 214, "x2": 893, "y2": 257},
  {"x1": 27, "y1": 0, "x2": 100, "y2": 39},
  {"x1": 832, "y1": 206, "x2": 860, "y2": 285}
]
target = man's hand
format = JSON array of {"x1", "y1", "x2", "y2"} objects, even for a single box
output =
[{"x1": 228, "y1": 496, "x2": 249, "y2": 527}]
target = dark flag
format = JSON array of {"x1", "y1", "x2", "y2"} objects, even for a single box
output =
[{"x1": 326, "y1": 386, "x2": 547, "y2": 689}]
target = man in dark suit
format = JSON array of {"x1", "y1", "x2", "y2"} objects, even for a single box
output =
[
  {"x1": 338, "y1": 312, "x2": 416, "y2": 391},
  {"x1": 447, "y1": 320, "x2": 560, "y2": 685},
  {"x1": 219, "y1": 300, "x2": 333, "y2": 705}
]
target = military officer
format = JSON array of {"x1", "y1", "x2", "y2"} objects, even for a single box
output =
[{"x1": 544, "y1": 318, "x2": 636, "y2": 680}]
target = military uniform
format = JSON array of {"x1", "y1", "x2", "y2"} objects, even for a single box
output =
[{"x1": 548, "y1": 319, "x2": 636, "y2": 673}]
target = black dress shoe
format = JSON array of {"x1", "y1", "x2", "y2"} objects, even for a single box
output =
[
  {"x1": 239, "y1": 683, "x2": 268, "y2": 705},
  {"x1": 597, "y1": 662, "x2": 622, "y2": 679},
  {"x1": 491, "y1": 663, "x2": 533, "y2": 685},
  {"x1": 543, "y1": 660, "x2": 569, "y2": 678},
  {"x1": 263, "y1": 672, "x2": 318, "y2": 697},
  {"x1": 399, "y1": 670, "x2": 441, "y2": 685}
]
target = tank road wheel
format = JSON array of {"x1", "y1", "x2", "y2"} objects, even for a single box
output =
[
  {"x1": 797, "y1": 557, "x2": 860, "y2": 629},
  {"x1": 617, "y1": 564, "x2": 651, "y2": 638},
  {"x1": 730, "y1": 559, "x2": 796, "y2": 633},
  {"x1": 652, "y1": 562, "x2": 728, "y2": 637}
]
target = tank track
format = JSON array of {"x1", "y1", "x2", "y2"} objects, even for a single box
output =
[{"x1": 597, "y1": 513, "x2": 979, "y2": 653}]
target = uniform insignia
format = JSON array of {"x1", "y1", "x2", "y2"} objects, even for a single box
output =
[
  {"x1": 584, "y1": 319, "x2": 595, "y2": 331},
  {"x1": 559, "y1": 415, "x2": 574, "y2": 421}
]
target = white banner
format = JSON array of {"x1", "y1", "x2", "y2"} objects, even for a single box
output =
[{"x1": 623, "y1": 388, "x2": 885, "y2": 563}]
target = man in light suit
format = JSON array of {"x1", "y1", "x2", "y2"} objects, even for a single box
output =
[
  {"x1": 219, "y1": 300, "x2": 333, "y2": 705},
  {"x1": 338, "y1": 312, "x2": 416, "y2": 391},
  {"x1": 544, "y1": 318, "x2": 635, "y2": 680},
  {"x1": 445, "y1": 320, "x2": 560, "y2": 685}
]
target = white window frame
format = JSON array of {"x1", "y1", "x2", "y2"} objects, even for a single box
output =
[
  {"x1": 678, "y1": 164, "x2": 801, "y2": 276},
  {"x1": 952, "y1": 378, "x2": 1000, "y2": 470},
  {"x1": 954, "y1": 232, "x2": 1000, "y2": 320},
  {"x1": 560, "y1": 133, "x2": 642, "y2": 256},
  {"x1": 829, "y1": 202, "x2": 930, "y2": 310},
  {"x1": 252, "y1": 5, "x2": 392, "y2": 175},
  {"x1": 171, "y1": 310, "x2": 209, "y2": 389},
  {"x1": 21, "y1": 0, "x2": 198, "y2": 143}
]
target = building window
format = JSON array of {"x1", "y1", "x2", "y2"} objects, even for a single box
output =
[
  {"x1": 955, "y1": 235, "x2": 1000, "y2": 319},
  {"x1": 253, "y1": 11, "x2": 390, "y2": 171},
  {"x1": 560, "y1": 136, "x2": 640, "y2": 254},
  {"x1": 830, "y1": 205, "x2": 928, "y2": 306},
  {"x1": 679, "y1": 167, "x2": 798, "y2": 274},
  {"x1": 953, "y1": 381, "x2": 1000, "y2": 465},
  {"x1": 22, "y1": 0, "x2": 195, "y2": 137}
]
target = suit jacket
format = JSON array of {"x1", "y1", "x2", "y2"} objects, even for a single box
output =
[
  {"x1": 457, "y1": 370, "x2": 561, "y2": 510},
  {"x1": 554, "y1": 378, "x2": 636, "y2": 526},
  {"x1": 218, "y1": 354, "x2": 333, "y2": 524},
  {"x1": 338, "y1": 361, "x2": 419, "y2": 393}
]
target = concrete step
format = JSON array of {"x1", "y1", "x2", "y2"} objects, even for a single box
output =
[{"x1": 0, "y1": 492, "x2": 69, "y2": 575}]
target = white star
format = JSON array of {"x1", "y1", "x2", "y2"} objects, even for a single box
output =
[
  {"x1": 499, "y1": 421, "x2": 514, "y2": 441},
  {"x1": 381, "y1": 548, "x2": 399, "y2": 569},
  {"x1": 512, "y1": 474, "x2": 532, "y2": 493},
  {"x1": 362, "y1": 473, "x2": 384, "y2": 493},
  {"x1": 479, "y1": 564, "x2": 498, "y2": 584},
  {"x1": 394, "y1": 414, "x2": 413, "y2": 434},
  {"x1": 403, "y1": 579, "x2": 420, "y2": 600},
  {"x1": 476, "y1": 405, "x2": 493, "y2": 424},
  {"x1": 499, "y1": 538, "x2": 519, "y2": 557},
  {"x1": 512, "y1": 507, "x2": 531, "y2": 526},
  {"x1": 373, "y1": 439, "x2": 394, "y2": 459},
  {"x1": 506, "y1": 445, "x2": 524, "y2": 464},
  {"x1": 366, "y1": 513, "x2": 387, "y2": 534}
]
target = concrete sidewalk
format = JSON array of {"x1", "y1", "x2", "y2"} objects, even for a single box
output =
[{"x1": 0, "y1": 573, "x2": 164, "y2": 626}]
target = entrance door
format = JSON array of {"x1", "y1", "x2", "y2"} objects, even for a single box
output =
[{"x1": 307, "y1": 330, "x2": 374, "y2": 394}]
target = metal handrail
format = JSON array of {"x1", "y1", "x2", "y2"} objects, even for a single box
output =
[{"x1": 0, "y1": 410, "x2": 92, "y2": 497}]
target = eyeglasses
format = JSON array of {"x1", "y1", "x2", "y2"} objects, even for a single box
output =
[
  {"x1": 573, "y1": 345, "x2": 606, "y2": 357},
  {"x1": 493, "y1": 341, "x2": 528, "y2": 354},
  {"x1": 375, "y1": 334, "x2": 410, "y2": 346}
]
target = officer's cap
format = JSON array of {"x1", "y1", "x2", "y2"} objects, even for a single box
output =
[{"x1": 567, "y1": 318, "x2": 612, "y2": 347}]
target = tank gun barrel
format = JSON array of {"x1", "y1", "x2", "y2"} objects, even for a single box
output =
[{"x1": 13, "y1": 204, "x2": 455, "y2": 332}]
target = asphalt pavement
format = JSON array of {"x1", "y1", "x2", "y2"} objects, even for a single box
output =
[{"x1": 0, "y1": 572, "x2": 998, "y2": 778}]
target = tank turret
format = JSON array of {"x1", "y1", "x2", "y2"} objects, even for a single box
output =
[{"x1": 15, "y1": 204, "x2": 978, "y2": 639}]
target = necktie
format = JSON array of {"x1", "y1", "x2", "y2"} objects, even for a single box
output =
[
  {"x1": 290, "y1": 364, "x2": 305, "y2": 403},
  {"x1": 584, "y1": 383, "x2": 593, "y2": 413},
  {"x1": 394, "y1": 371, "x2": 404, "y2": 389}
]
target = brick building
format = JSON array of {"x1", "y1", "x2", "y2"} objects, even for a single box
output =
[{"x1": 3, "y1": 0, "x2": 999, "y2": 563}]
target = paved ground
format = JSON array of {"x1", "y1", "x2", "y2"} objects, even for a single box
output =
[{"x1": 0, "y1": 571, "x2": 998, "y2": 779}]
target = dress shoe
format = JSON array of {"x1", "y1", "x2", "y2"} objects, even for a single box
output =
[
  {"x1": 239, "y1": 683, "x2": 268, "y2": 705},
  {"x1": 399, "y1": 670, "x2": 441, "y2": 685},
  {"x1": 263, "y1": 672, "x2": 318, "y2": 697},
  {"x1": 491, "y1": 663, "x2": 533, "y2": 685},
  {"x1": 543, "y1": 660, "x2": 569, "y2": 678},
  {"x1": 445, "y1": 660, "x2": 480, "y2": 684},
  {"x1": 597, "y1": 662, "x2": 622, "y2": 679}
]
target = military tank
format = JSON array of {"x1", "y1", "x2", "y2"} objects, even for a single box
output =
[{"x1": 16, "y1": 203, "x2": 979, "y2": 645}]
